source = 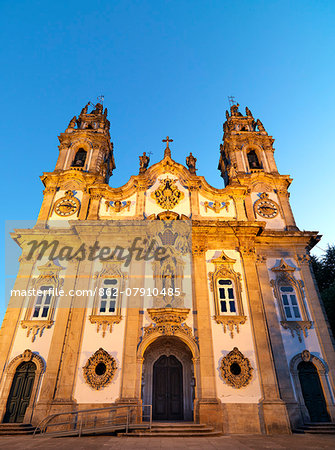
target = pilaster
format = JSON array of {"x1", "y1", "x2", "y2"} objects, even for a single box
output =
[
  {"x1": 256, "y1": 255, "x2": 301, "y2": 427},
  {"x1": 192, "y1": 245, "x2": 222, "y2": 428},
  {"x1": 277, "y1": 189, "x2": 297, "y2": 230},
  {"x1": 239, "y1": 243, "x2": 291, "y2": 434}
]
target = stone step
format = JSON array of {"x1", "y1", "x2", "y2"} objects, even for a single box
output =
[
  {"x1": 0, "y1": 423, "x2": 36, "y2": 435},
  {"x1": 143, "y1": 427, "x2": 215, "y2": 433},
  {"x1": 121, "y1": 422, "x2": 222, "y2": 437},
  {"x1": 120, "y1": 430, "x2": 222, "y2": 437},
  {"x1": 293, "y1": 423, "x2": 335, "y2": 435}
]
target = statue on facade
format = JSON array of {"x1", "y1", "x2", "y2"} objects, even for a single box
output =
[
  {"x1": 186, "y1": 152, "x2": 197, "y2": 174},
  {"x1": 139, "y1": 152, "x2": 150, "y2": 173},
  {"x1": 91, "y1": 103, "x2": 103, "y2": 115},
  {"x1": 228, "y1": 163, "x2": 240, "y2": 184},
  {"x1": 245, "y1": 106, "x2": 253, "y2": 118},
  {"x1": 230, "y1": 103, "x2": 242, "y2": 117},
  {"x1": 80, "y1": 104, "x2": 89, "y2": 115},
  {"x1": 225, "y1": 110, "x2": 229, "y2": 120},
  {"x1": 67, "y1": 116, "x2": 77, "y2": 130},
  {"x1": 256, "y1": 119, "x2": 265, "y2": 131}
]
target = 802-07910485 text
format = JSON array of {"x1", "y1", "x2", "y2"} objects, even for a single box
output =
[{"x1": 100, "y1": 287, "x2": 181, "y2": 297}]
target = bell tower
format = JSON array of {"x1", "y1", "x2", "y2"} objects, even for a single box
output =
[
  {"x1": 37, "y1": 102, "x2": 116, "y2": 222},
  {"x1": 218, "y1": 104, "x2": 297, "y2": 230},
  {"x1": 218, "y1": 103, "x2": 278, "y2": 185},
  {"x1": 54, "y1": 102, "x2": 115, "y2": 182}
]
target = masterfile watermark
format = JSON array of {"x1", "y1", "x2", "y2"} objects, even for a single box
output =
[
  {"x1": 5, "y1": 219, "x2": 193, "y2": 309},
  {"x1": 26, "y1": 237, "x2": 169, "y2": 267}
]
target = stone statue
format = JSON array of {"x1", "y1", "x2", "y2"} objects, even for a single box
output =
[
  {"x1": 68, "y1": 116, "x2": 77, "y2": 128},
  {"x1": 139, "y1": 152, "x2": 150, "y2": 173},
  {"x1": 245, "y1": 107, "x2": 253, "y2": 118},
  {"x1": 91, "y1": 103, "x2": 103, "y2": 115},
  {"x1": 225, "y1": 110, "x2": 229, "y2": 120},
  {"x1": 256, "y1": 119, "x2": 265, "y2": 131},
  {"x1": 104, "y1": 107, "x2": 108, "y2": 117},
  {"x1": 186, "y1": 152, "x2": 197, "y2": 174},
  {"x1": 80, "y1": 104, "x2": 89, "y2": 115},
  {"x1": 230, "y1": 103, "x2": 243, "y2": 117}
]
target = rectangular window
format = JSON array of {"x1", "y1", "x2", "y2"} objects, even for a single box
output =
[
  {"x1": 280, "y1": 286, "x2": 301, "y2": 320},
  {"x1": 217, "y1": 279, "x2": 237, "y2": 315},
  {"x1": 99, "y1": 279, "x2": 118, "y2": 315},
  {"x1": 32, "y1": 286, "x2": 52, "y2": 319}
]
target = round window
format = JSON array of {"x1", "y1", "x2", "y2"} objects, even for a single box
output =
[
  {"x1": 95, "y1": 362, "x2": 107, "y2": 376},
  {"x1": 230, "y1": 362, "x2": 241, "y2": 376}
]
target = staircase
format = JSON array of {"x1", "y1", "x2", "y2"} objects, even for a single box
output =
[
  {"x1": 294, "y1": 423, "x2": 335, "y2": 434},
  {"x1": 0, "y1": 423, "x2": 36, "y2": 435},
  {"x1": 120, "y1": 422, "x2": 222, "y2": 437}
]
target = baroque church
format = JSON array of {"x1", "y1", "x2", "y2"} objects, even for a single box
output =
[{"x1": 0, "y1": 102, "x2": 334, "y2": 434}]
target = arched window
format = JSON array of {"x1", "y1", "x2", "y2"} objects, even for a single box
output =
[
  {"x1": 90, "y1": 261, "x2": 125, "y2": 336},
  {"x1": 72, "y1": 148, "x2": 87, "y2": 167},
  {"x1": 217, "y1": 279, "x2": 237, "y2": 314},
  {"x1": 247, "y1": 150, "x2": 262, "y2": 170},
  {"x1": 270, "y1": 259, "x2": 312, "y2": 341},
  {"x1": 32, "y1": 285, "x2": 53, "y2": 319},
  {"x1": 99, "y1": 278, "x2": 118, "y2": 315},
  {"x1": 279, "y1": 285, "x2": 301, "y2": 320},
  {"x1": 208, "y1": 252, "x2": 246, "y2": 337}
]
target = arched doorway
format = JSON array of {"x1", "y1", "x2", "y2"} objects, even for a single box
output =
[
  {"x1": 298, "y1": 361, "x2": 330, "y2": 422},
  {"x1": 141, "y1": 336, "x2": 195, "y2": 421},
  {"x1": 3, "y1": 361, "x2": 36, "y2": 423}
]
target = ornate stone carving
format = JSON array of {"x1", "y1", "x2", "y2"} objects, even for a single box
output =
[
  {"x1": 280, "y1": 320, "x2": 312, "y2": 342},
  {"x1": 144, "y1": 308, "x2": 197, "y2": 345},
  {"x1": 151, "y1": 178, "x2": 184, "y2": 210},
  {"x1": 192, "y1": 243, "x2": 208, "y2": 256},
  {"x1": 220, "y1": 347, "x2": 253, "y2": 388},
  {"x1": 105, "y1": 200, "x2": 131, "y2": 213},
  {"x1": 21, "y1": 319, "x2": 54, "y2": 342},
  {"x1": 256, "y1": 255, "x2": 267, "y2": 264},
  {"x1": 204, "y1": 201, "x2": 229, "y2": 214},
  {"x1": 214, "y1": 315, "x2": 246, "y2": 338},
  {"x1": 83, "y1": 348, "x2": 117, "y2": 390},
  {"x1": 88, "y1": 315, "x2": 122, "y2": 337},
  {"x1": 301, "y1": 349, "x2": 311, "y2": 362},
  {"x1": 297, "y1": 254, "x2": 311, "y2": 264}
]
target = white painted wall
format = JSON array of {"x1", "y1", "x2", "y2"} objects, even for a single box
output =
[{"x1": 206, "y1": 250, "x2": 262, "y2": 403}]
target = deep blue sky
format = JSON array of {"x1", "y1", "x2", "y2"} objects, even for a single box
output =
[{"x1": 1, "y1": 0, "x2": 334, "y2": 323}]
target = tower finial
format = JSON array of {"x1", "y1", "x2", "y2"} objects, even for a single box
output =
[{"x1": 162, "y1": 136, "x2": 173, "y2": 157}]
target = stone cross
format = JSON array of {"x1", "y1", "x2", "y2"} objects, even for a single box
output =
[{"x1": 162, "y1": 136, "x2": 173, "y2": 157}]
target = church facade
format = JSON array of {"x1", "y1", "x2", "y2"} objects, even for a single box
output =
[{"x1": 0, "y1": 102, "x2": 334, "y2": 434}]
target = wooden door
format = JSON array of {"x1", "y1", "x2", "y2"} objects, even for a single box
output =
[
  {"x1": 298, "y1": 361, "x2": 330, "y2": 422},
  {"x1": 3, "y1": 362, "x2": 36, "y2": 423},
  {"x1": 153, "y1": 355, "x2": 183, "y2": 420}
]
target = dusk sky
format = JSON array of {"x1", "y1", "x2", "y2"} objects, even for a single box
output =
[{"x1": 1, "y1": 0, "x2": 335, "y2": 323}]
